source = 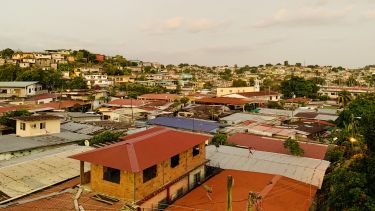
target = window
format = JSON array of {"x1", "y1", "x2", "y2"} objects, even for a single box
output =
[
  {"x1": 28, "y1": 88, "x2": 31, "y2": 93},
  {"x1": 158, "y1": 198, "x2": 168, "y2": 210},
  {"x1": 31, "y1": 123, "x2": 37, "y2": 129},
  {"x1": 143, "y1": 165, "x2": 157, "y2": 183},
  {"x1": 193, "y1": 145, "x2": 200, "y2": 157},
  {"x1": 170, "y1": 154, "x2": 180, "y2": 168},
  {"x1": 176, "y1": 188, "x2": 184, "y2": 199},
  {"x1": 40, "y1": 122, "x2": 46, "y2": 129},
  {"x1": 103, "y1": 167, "x2": 120, "y2": 184},
  {"x1": 194, "y1": 172, "x2": 201, "y2": 187},
  {"x1": 20, "y1": 123, "x2": 26, "y2": 130}
]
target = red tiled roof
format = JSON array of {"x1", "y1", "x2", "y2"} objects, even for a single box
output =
[
  {"x1": 170, "y1": 170, "x2": 317, "y2": 211},
  {"x1": 302, "y1": 119, "x2": 336, "y2": 126},
  {"x1": 238, "y1": 91, "x2": 280, "y2": 97},
  {"x1": 41, "y1": 100, "x2": 87, "y2": 109},
  {"x1": 69, "y1": 127, "x2": 210, "y2": 172},
  {"x1": 228, "y1": 133, "x2": 328, "y2": 159},
  {"x1": 138, "y1": 93, "x2": 180, "y2": 101},
  {"x1": 26, "y1": 93, "x2": 59, "y2": 101},
  {"x1": 108, "y1": 99, "x2": 146, "y2": 107},
  {"x1": 195, "y1": 97, "x2": 253, "y2": 106},
  {"x1": 285, "y1": 97, "x2": 311, "y2": 103}
]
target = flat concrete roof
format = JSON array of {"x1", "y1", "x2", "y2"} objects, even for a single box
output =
[{"x1": 0, "y1": 132, "x2": 91, "y2": 154}]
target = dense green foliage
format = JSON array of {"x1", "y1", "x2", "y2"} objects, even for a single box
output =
[
  {"x1": 211, "y1": 133, "x2": 228, "y2": 146},
  {"x1": 118, "y1": 83, "x2": 168, "y2": 98},
  {"x1": 89, "y1": 131, "x2": 124, "y2": 145},
  {"x1": 336, "y1": 93, "x2": 375, "y2": 128},
  {"x1": 219, "y1": 69, "x2": 232, "y2": 80},
  {"x1": 283, "y1": 138, "x2": 304, "y2": 156},
  {"x1": 232, "y1": 79, "x2": 247, "y2": 87},
  {"x1": 67, "y1": 77, "x2": 87, "y2": 89},
  {"x1": 280, "y1": 76, "x2": 319, "y2": 99},
  {"x1": 0, "y1": 110, "x2": 31, "y2": 132},
  {"x1": 318, "y1": 93, "x2": 375, "y2": 210}
]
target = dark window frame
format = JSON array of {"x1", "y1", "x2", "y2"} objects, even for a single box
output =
[
  {"x1": 143, "y1": 165, "x2": 157, "y2": 183},
  {"x1": 40, "y1": 122, "x2": 46, "y2": 129},
  {"x1": 20, "y1": 122, "x2": 26, "y2": 130},
  {"x1": 192, "y1": 145, "x2": 200, "y2": 157},
  {"x1": 103, "y1": 167, "x2": 121, "y2": 184},
  {"x1": 170, "y1": 154, "x2": 180, "y2": 168}
]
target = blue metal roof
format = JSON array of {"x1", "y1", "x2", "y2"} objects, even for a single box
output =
[{"x1": 148, "y1": 117, "x2": 220, "y2": 133}]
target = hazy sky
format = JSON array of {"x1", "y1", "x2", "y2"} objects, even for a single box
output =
[{"x1": 1, "y1": 0, "x2": 375, "y2": 67}]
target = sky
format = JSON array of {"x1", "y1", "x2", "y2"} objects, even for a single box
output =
[{"x1": 1, "y1": 0, "x2": 375, "y2": 68}]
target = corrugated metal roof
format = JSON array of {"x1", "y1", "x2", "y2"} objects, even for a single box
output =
[
  {"x1": 148, "y1": 116, "x2": 220, "y2": 133},
  {"x1": 206, "y1": 145, "x2": 330, "y2": 188},
  {"x1": 220, "y1": 113, "x2": 277, "y2": 124},
  {"x1": 0, "y1": 81, "x2": 39, "y2": 88},
  {"x1": 0, "y1": 146, "x2": 92, "y2": 204},
  {"x1": 229, "y1": 133, "x2": 328, "y2": 159},
  {"x1": 70, "y1": 127, "x2": 210, "y2": 172}
]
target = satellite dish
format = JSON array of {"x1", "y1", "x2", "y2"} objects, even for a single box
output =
[{"x1": 84, "y1": 140, "x2": 90, "y2": 146}]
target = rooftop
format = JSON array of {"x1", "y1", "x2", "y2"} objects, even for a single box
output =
[
  {"x1": 238, "y1": 91, "x2": 280, "y2": 97},
  {"x1": 0, "y1": 81, "x2": 39, "y2": 88},
  {"x1": 14, "y1": 115, "x2": 60, "y2": 122},
  {"x1": 107, "y1": 99, "x2": 147, "y2": 107},
  {"x1": 195, "y1": 97, "x2": 253, "y2": 106},
  {"x1": 148, "y1": 116, "x2": 220, "y2": 133},
  {"x1": 70, "y1": 127, "x2": 210, "y2": 172},
  {"x1": 138, "y1": 93, "x2": 180, "y2": 101},
  {"x1": 0, "y1": 146, "x2": 91, "y2": 204},
  {"x1": 0, "y1": 132, "x2": 91, "y2": 154},
  {"x1": 26, "y1": 93, "x2": 59, "y2": 101},
  {"x1": 229, "y1": 133, "x2": 328, "y2": 159},
  {"x1": 206, "y1": 145, "x2": 330, "y2": 188},
  {"x1": 170, "y1": 170, "x2": 317, "y2": 211}
]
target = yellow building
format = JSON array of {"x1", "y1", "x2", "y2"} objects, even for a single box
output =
[
  {"x1": 70, "y1": 127, "x2": 210, "y2": 209},
  {"x1": 15, "y1": 115, "x2": 61, "y2": 137},
  {"x1": 216, "y1": 86, "x2": 259, "y2": 97}
]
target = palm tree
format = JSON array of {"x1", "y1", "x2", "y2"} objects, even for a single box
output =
[{"x1": 337, "y1": 91, "x2": 352, "y2": 107}]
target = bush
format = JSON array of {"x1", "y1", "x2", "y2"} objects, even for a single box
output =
[
  {"x1": 283, "y1": 138, "x2": 304, "y2": 156},
  {"x1": 89, "y1": 131, "x2": 124, "y2": 146},
  {"x1": 211, "y1": 133, "x2": 228, "y2": 146}
]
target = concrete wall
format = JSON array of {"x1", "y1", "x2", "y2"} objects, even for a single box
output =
[{"x1": 16, "y1": 119, "x2": 60, "y2": 137}]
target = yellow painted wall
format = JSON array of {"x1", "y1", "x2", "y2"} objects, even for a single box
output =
[
  {"x1": 90, "y1": 143, "x2": 207, "y2": 202},
  {"x1": 16, "y1": 119, "x2": 60, "y2": 137},
  {"x1": 216, "y1": 86, "x2": 257, "y2": 97}
]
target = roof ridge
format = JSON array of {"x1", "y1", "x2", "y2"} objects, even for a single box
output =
[
  {"x1": 126, "y1": 143, "x2": 140, "y2": 172},
  {"x1": 124, "y1": 127, "x2": 170, "y2": 144}
]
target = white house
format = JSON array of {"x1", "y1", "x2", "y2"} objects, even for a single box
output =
[{"x1": 0, "y1": 81, "x2": 44, "y2": 97}]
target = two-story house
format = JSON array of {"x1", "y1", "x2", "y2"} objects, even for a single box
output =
[{"x1": 70, "y1": 127, "x2": 210, "y2": 209}]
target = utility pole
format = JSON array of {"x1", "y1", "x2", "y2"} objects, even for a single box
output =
[{"x1": 227, "y1": 175, "x2": 233, "y2": 211}]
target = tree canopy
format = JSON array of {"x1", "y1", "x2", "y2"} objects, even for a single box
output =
[{"x1": 280, "y1": 76, "x2": 319, "y2": 99}]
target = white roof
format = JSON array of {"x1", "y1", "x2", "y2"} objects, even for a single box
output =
[
  {"x1": 206, "y1": 145, "x2": 330, "y2": 188},
  {"x1": 220, "y1": 113, "x2": 277, "y2": 124},
  {"x1": 0, "y1": 146, "x2": 92, "y2": 204},
  {"x1": 0, "y1": 81, "x2": 39, "y2": 88}
]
